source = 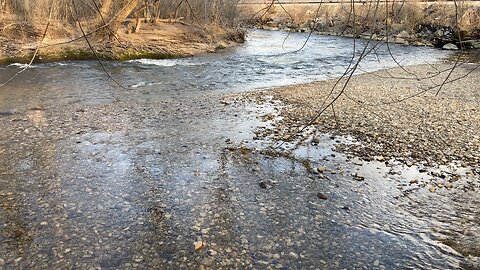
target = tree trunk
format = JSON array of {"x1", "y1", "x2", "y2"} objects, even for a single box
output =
[
  {"x1": 107, "y1": 0, "x2": 142, "y2": 32},
  {"x1": 100, "y1": 0, "x2": 113, "y2": 17}
]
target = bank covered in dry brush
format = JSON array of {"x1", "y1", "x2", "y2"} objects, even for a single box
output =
[{"x1": 0, "y1": 0, "x2": 246, "y2": 63}]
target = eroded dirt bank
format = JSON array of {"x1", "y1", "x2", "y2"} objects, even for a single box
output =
[{"x1": 0, "y1": 19, "x2": 245, "y2": 64}]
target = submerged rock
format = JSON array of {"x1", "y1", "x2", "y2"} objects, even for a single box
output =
[
  {"x1": 317, "y1": 193, "x2": 328, "y2": 200},
  {"x1": 259, "y1": 180, "x2": 277, "y2": 189}
]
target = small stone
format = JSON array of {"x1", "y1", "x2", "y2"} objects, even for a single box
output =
[
  {"x1": 409, "y1": 179, "x2": 418, "y2": 184},
  {"x1": 208, "y1": 249, "x2": 217, "y2": 256},
  {"x1": 353, "y1": 160, "x2": 363, "y2": 166},
  {"x1": 434, "y1": 29, "x2": 444, "y2": 37},
  {"x1": 40, "y1": 221, "x2": 48, "y2": 226},
  {"x1": 258, "y1": 260, "x2": 269, "y2": 265},
  {"x1": 289, "y1": 252, "x2": 299, "y2": 259},
  {"x1": 374, "y1": 259, "x2": 380, "y2": 266},
  {"x1": 352, "y1": 173, "x2": 365, "y2": 181},
  {"x1": 397, "y1": 30, "x2": 409, "y2": 38},
  {"x1": 259, "y1": 180, "x2": 276, "y2": 189},
  {"x1": 202, "y1": 257, "x2": 215, "y2": 266},
  {"x1": 317, "y1": 166, "x2": 327, "y2": 173},
  {"x1": 445, "y1": 182, "x2": 453, "y2": 189},
  {"x1": 429, "y1": 186, "x2": 437, "y2": 193},
  {"x1": 64, "y1": 248, "x2": 71, "y2": 254},
  {"x1": 376, "y1": 156, "x2": 384, "y2": 161},
  {"x1": 133, "y1": 255, "x2": 144, "y2": 262},
  {"x1": 317, "y1": 193, "x2": 328, "y2": 200}
]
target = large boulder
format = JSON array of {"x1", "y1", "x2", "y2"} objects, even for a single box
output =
[
  {"x1": 442, "y1": 43, "x2": 459, "y2": 50},
  {"x1": 461, "y1": 40, "x2": 480, "y2": 49}
]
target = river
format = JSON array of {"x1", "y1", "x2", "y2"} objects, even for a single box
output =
[{"x1": 0, "y1": 29, "x2": 478, "y2": 269}]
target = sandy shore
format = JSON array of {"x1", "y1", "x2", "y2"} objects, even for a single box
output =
[{"x1": 246, "y1": 62, "x2": 480, "y2": 168}]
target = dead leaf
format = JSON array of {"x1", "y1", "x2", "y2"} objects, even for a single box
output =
[{"x1": 194, "y1": 241, "x2": 205, "y2": 251}]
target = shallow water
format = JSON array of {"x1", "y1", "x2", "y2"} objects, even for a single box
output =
[{"x1": 0, "y1": 30, "x2": 478, "y2": 269}]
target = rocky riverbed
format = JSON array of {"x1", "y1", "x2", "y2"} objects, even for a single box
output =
[
  {"x1": 238, "y1": 63, "x2": 480, "y2": 169},
  {"x1": 1, "y1": 32, "x2": 479, "y2": 269},
  {"x1": 224, "y1": 62, "x2": 480, "y2": 267}
]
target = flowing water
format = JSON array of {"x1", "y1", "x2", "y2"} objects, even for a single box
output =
[{"x1": 0, "y1": 30, "x2": 478, "y2": 269}]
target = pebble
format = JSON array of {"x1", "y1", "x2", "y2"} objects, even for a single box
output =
[
  {"x1": 352, "y1": 173, "x2": 365, "y2": 181},
  {"x1": 374, "y1": 259, "x2": 380, "y2": 266},
  {"x1": 289, "y1": 252, "x2": 299, "y2": 259},
  {"x1": 133, "y1": 255, "x2": 144, "y2": 262},
  {"x1": 259, "y1": 180, "x2": 276, "y2": 189},
  {"x1": 317, "y1": 193, "x2": 328, "y2": 200}
]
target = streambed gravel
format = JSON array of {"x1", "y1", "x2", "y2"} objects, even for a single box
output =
[
  {"x1": 1, "y1": 39, "x2": 479, "y2": 269},
  {"x1": 244, "y1": 63, "x2": 480, "y2": 169}
]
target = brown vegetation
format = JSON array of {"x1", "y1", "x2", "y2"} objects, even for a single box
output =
[{"x1": 0, "y1": 0, "x2": 245, "y2": 62}]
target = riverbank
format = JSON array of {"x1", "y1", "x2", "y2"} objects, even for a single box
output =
[
  {"x1": 244, "y1": 2, "x2": 480, "y2": 50},
  {"x1": 0, "y1": 19, "x2": 245, "y2": 64},
  {"x1": 239, "y1": 62, "x2": 480, "y2": 171}
]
